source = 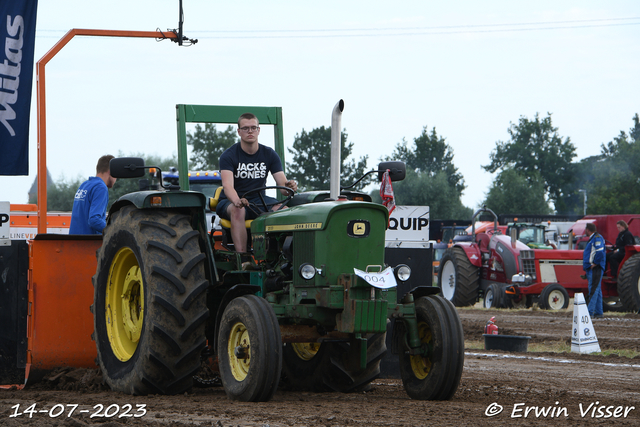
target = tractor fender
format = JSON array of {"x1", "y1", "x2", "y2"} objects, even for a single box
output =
[
  {"x1": 108, "y1": 190, "x2": 207, "y2": 218},
  {"x1": 622, "y1": 245, "x2": 640, "y2": 265},
  {"x1": 454, "y1": 244, "x2": 482, "y2": 267},
  {"x1": 212, "y1": 284, "x2": 261, "y2": 350},
  {"x1": 405, "y1": 285, "x2": 442, "y2": 301}
]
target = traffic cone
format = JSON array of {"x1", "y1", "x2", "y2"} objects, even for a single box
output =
[{"x1": 571, "y1": 292, "x2": 601, "y2": 354}]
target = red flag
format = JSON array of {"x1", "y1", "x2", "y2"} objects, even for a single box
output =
[{"x1": 380, "y1": 170, "x2": 396, "y2": 214}]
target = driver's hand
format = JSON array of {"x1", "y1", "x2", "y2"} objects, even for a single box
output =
[
  {"x1": 285, "y1": 180, "x2": 298, "y2": 192},
  {"x1": 234, "y1": 198, "x2": 249, "y2": 209}
]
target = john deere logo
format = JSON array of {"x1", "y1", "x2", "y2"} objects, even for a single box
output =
[{"x1": 347, "y1": 220, "x2": 370, "y2": 238}]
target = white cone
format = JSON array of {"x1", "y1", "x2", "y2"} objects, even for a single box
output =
[{"x1": 571, "y1": 292, "x2": 601, "y2": 354}]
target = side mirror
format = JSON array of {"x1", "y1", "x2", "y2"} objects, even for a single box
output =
[
  {"x1": 110, "y1": 157, "x2": 146, "y2": 178},
  {"x1": 378, "y1": 161, "x2": 406, "y2": 182}
]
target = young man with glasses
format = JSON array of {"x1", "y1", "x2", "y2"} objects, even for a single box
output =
[{"x1": 216, "y1": 113, "x2": 297, "y2": 254}]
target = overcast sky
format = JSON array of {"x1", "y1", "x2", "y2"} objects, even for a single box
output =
[{"x1": 2, "y1": 1, "x2": 639, "y2": 212}]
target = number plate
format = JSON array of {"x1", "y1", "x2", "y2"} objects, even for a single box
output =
[{"x1": 353, "y1": 267, "x2": 397, "y2": 289}]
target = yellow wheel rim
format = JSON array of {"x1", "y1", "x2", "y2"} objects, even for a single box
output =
[
  {"x1": 106, "y1": 247, "x2": 144, "y2": 362},
  {"x1": 228, "y1": 322, "x2": 251, "y2": 381},
  {"x1": 292, "y1": 342, "x2": 321, "y2": 361},
  {"x1": 409, "y1": 321, "x2": 432, "y2": 380}
]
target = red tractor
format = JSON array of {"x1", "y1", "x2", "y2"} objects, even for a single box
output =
[
  {"x1": 437, "y1": 207, "x2": 534, "y2": 308},
  {"x1": 506, "y1": 215, "x2": 640, "y2": 312}
]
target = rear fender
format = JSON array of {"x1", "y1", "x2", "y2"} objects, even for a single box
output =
[
  {"x1": 621, "y1": 245, "x2": 640, "y2": 266},
  {"x1": 455, "y1": 244, "x2": 482, "y2": 267},
  {"x1": 108, "y1": 190, "x2": 206, "y2": 217}
]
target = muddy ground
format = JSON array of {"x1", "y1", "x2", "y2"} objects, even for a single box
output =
[{"x1": 2, "y1": 307, "x2": 640, "y2": 426}]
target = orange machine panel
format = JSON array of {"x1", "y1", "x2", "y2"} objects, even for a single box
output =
[{"x1": 28, "y1": 236, "x2": 101, "y2": 375}]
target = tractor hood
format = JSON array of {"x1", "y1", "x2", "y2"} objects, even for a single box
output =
[{"x1": 250, "y1": 200, "x2": 389, "y2": 233}]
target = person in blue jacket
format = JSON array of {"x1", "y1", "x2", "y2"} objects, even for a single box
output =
[
  {"x1": 583, "y1": 222, "x2": 606, "y2": 318},
  {"x1": 69, "y1": 155, "x2": 116, "y2": 234}
]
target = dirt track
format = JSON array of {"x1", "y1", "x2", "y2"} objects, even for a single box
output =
[{"x1": 2, "y1": 307, "x2": 640, "y2": 426}]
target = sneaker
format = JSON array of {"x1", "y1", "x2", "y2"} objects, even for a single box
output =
[
  {"x1": 580, "y1": 275, "x2": 587, "y2": 280},
  {"x1": 242, "y1": 261, "x2": 259, "y2": 271},
  {"x1": 592, "y1": 314, "x2": 604, "y2": 319}
]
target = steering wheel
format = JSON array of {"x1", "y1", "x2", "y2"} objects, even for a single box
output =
[{"x1": 240, "y1": 186, "x2": 296, "y2": 217}]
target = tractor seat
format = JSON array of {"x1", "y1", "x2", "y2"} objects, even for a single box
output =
[{"x1": 209, "y1": 186, "x2": 253, "y2": 229}]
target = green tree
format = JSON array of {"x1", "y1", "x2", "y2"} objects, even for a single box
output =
[
  {"x1": 482, "y1": 168, "x2": 552, "y2": 216},
  {"x1": 286, "y1": 126, "x2": 369, "y2": 191},
  {"x1": 187, "y1": 123, "x2": 238, "y2": 170},
  {"x1": 387, "y1": 126, "x2": 465, "y2": 194},
  {"x1": 571, "y1": 114, "x2": 640, "y2": 214},
  {"x1": 376, "y1": 126, "x2": 471, "y2": 218},
  {"x1": 35, "y1": 175, "x2": 84, "y2": 211},
  {"x1": 483, "y1": 113, "x2": 577, "y2": 210},
  {"x1": 371, "y1": 170, "x2": 473, "y2": 219}
]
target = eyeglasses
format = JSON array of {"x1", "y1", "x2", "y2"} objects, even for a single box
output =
[{"x1": 239, "y1": 126, "x2": 260, "y2": 132}]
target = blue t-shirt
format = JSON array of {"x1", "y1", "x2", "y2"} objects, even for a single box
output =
[
  {"x1": 69, "y1": 177, "x2": 108, "y2": 235},
  {"x1": 218, "y1": 143, "x2": 283, "y2": 199}
]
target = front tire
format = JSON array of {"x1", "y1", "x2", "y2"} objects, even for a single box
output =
[
  {"x1": 217, "y1": 295, "x2": 282, "y2": 402},
  {"x1": 438, "y1": 247, "x2": 480, "y2": 307},
  {"x1": 617, "y1": 253, "x2": 640, "y2": 312},
  {"x1": 483, "y1": 283, "x2": 502, "y2": 309},
  {"x1": 538, "y1": 284, "x2": 569, "y2": 310},
  {"x1": 399, "y1": 295, "x2": 464, "y2": 400},
  {"x1": 93, "y1": 206, "x2": 209, "y2": 395}
]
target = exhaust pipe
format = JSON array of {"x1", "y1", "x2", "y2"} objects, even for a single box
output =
[
  {"x1": 330, "y1": 99, "x2": 344, "y2": 200},
  {"x1": 510, "y1": 226, "x2": 518, "y2": 249}
]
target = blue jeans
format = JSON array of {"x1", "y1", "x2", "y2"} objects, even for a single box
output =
[{"x1": 586, "y1": 267, "x2": 603, "y2": 316}]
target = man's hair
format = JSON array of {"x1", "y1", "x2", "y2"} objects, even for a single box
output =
[
  {"x1": 96, "y1": 155, "x2": 115, "y2": 174},
  {"x1": 586, "y1": 223, "x2": 597, "y2": 233},
  {"x1": 238, "y1": 113, "x2": 258, "y2": 127},
  {"x1": 617, "y1": 220, "x2": 629, "y2": 229}
]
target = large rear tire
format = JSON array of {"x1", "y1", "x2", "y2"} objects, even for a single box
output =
[
  {"x1": 617, "y1": 253, "x2": 640, "y2": 312},
  {"x1": 399, "y1": 295, "x2": 464, "y2": 400},
  {"x1": 217, "y1": 295, "x2": 282, "y2": 402},
  {"x1": 438, "y1": 247, "x2": 480, "y2": 306},
  {"x1": 93, "y1": 206, "x2": 209, "y2": 395}
]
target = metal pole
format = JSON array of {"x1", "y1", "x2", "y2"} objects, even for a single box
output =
[
  {"x1": 329, "y1": 100, "x2": 344, "y2": 200},
  {"x1": 36, "y1": 29, "x2": 178, "y2": 234}
]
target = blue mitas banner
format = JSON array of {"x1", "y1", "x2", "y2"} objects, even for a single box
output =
[{"x1": 0, "y1": 0, "x2": 38, "y2": 175}]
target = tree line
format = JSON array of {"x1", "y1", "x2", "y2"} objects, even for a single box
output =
[{"x1": 39, "y1": 113, "x2": 640, "y2": 219}]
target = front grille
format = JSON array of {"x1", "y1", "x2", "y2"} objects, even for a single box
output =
[
  {"x1": 520, "y1": 250, "x2": 535, "y2": 260},
  {"x1": 521, "y1": 258, "x2": 536, "y2": 278}
]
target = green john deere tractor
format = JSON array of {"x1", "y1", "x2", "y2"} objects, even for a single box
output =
[{"x1": 91, "y1": 104, "x2": 464, "y2": 402}]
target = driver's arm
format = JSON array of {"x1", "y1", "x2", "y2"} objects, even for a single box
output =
[
  {"x1": 221, "y1": 170, "x2": 247, "y2": 208},
  {"x1": 273, "y1": 171, "x2": 297, "y2": 195}
]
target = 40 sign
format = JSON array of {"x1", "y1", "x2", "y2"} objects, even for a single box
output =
[{"x1": 385, "y1": 206, "x2": 429, "y2": 245}]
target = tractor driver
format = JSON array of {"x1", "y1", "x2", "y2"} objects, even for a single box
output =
[{"x1": 216, "y1": 113, "x2": 297, "y2": 254}]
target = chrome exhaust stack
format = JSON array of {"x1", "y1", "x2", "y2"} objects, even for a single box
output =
[{"x1": 330, "y1": 99, "x2": 344, "y2": 200}]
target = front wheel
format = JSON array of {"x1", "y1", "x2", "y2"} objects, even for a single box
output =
[
  {"x1": 93, "y1": 207, "x2": 209, "y2": 395},
  {"x1": 398, "y1": 295, "x2": 464, "y2": 400},
  {"x1": 483, "y1": 283, "x2": 502, "y2": 309},
  {"x1": 538, "y1": 284, "x2": 569, "y2": 310},
  {"x1": 218, "y1": 295, "x2": 282, "y2": 402}
]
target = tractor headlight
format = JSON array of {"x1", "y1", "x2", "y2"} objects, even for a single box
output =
[
  {"x1": 395, "y1": 264, "x2": 411, "y2": 282},
  {"x1": 299, "y1": 263, "x2": 316, "y2": 280}
]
